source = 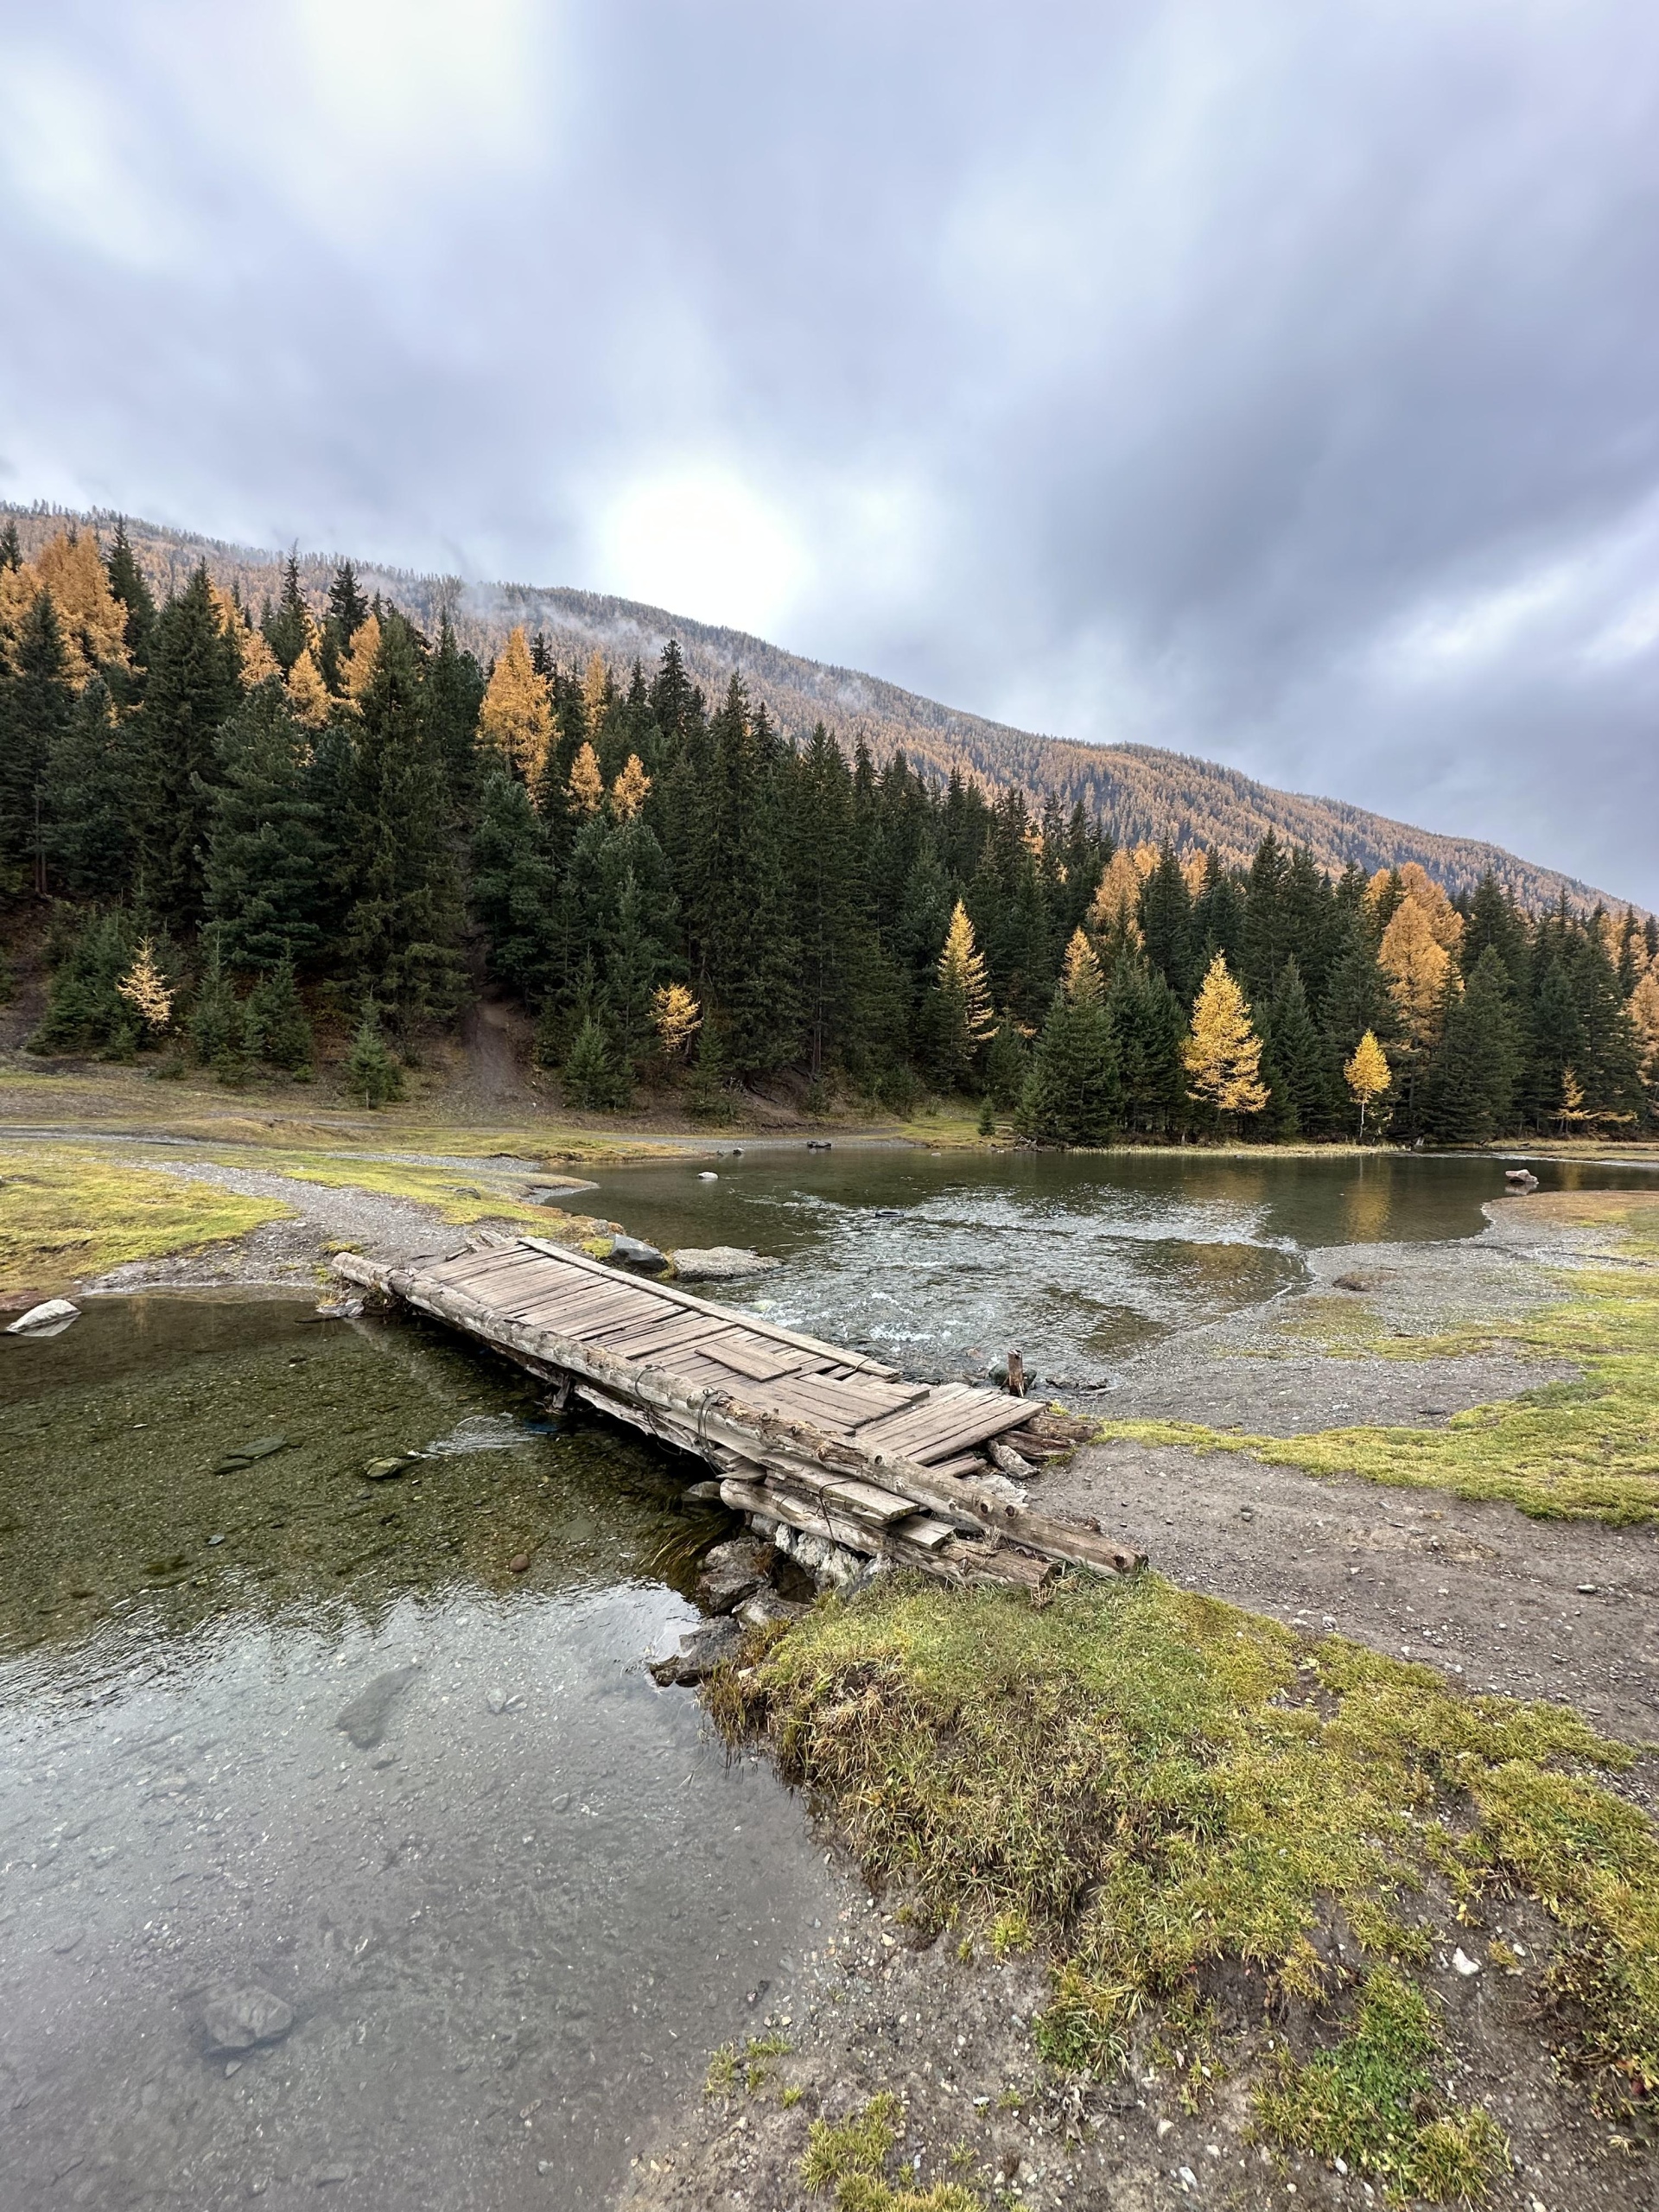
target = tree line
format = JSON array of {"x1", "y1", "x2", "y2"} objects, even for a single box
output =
[{"x1": 2, "y1": 522, "x2": 1656, "y2": 1140}]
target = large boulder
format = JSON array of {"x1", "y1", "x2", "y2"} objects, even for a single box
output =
[{"x1": 669, "y1": 1246, "x2": 781, "y2": 1281}]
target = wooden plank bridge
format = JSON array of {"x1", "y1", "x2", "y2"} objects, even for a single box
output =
[{"x1": 334, "y1": 1236, "x2": 1142, "y2": 1594}]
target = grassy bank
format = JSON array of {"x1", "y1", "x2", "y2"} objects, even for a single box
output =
[
  {"x1": 0, "y1": 1146, "x2": 289, "y2": 1298},
  {"x1": 1098, "y1": 1192, "x2": 1659, "y2": 1524},
  {"x1": 716, "y1": 1572, "x2": 1657, "y2": 2201}
]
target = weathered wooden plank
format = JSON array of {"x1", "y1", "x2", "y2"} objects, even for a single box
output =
[
  {"x1": 867, "y1": 1395, "x2": 1036, "y2": 1461},
  {"x1": 926, "y1": 1451, "x2": 994, "y2": 1481},
  {"x1": 595, "y1": 1313, "x2": 734, "y2": 1360},
  {"x1": 890, "y1": 1511, "x2": 957, "y2": 1551},
  {"x1": 765, "y1": 1468, "x2": 918, "y2": 1527},
  {"x1": 697, "y1": 1336, "x2": 815, "y2": 1383},
  {"x1": 517, "y1": 1237, "x2": 903, "y2": 1378},
  {"x1": 334, "y1": 1251, "x2": 1143, "y2": 1579}
]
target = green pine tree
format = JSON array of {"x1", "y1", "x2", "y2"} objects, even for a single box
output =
[
  {"x1": 342, "y1": 1001, "x2": 404, "y2": 1106},
  {"x1": 984, "y1": 1014, "x2": 1030, "y2": 1110},
  {"x1": 1017, "y1": 937, "x2": 1121, "y2": 1145},
  {"x1": 340, "y1": 612, "x2": 466, "y2": 1031},
  {"x1": 105, "y1": 520, "x2": 156, "y2": 694},
  {"x1": 137, "y1": 563, "x2": 243, "y2": 925},
  {"x1": 470, "y1": 766, "x2": 559, "y2": 998},
  {"x1": 243, "y1": 957, "x2": 314, "y2": 1073},
  {"x1": 562, "y1": 1014, "x2": 622, "y2": 1110},
  {"x1": 1106, "y1": 954, "x2": 1189, "y2": 1137},
  {"x1": 204, "y1": 683, "x2": 331, "y2": 970},
  {"x1": 1421, "y1": 948, "x2": 1522, "y2": 1141},
  {"x1": 41, "y1": 675, "x2": 143, "y2": 899},
  {"x1": 1262, "y1": 957, "x2": 1337, "y2": 1138},
  {"x1": 188, "y1": 935, "x2": 244, "y2": 1076},
  {"x1": 262, "y1": 554, "x2": 313, "y2": 673},
  {"x1": 0, "y1": 589, "x2": 74, "y2": 893}
]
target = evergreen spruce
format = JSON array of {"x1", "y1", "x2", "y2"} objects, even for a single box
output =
[
  {"x1": 343, "y1": 1001, "x2": 404, "y2": 1106},
  {"x1": 242, "y1": 957, "x2": 314, "y2": 1073},
  {"x1": 562, "y1": 1014, "x2": 623, "y2": 1110},
  {"x1": 188, "y1": 936, "x2": 244, "y2": 1075},
  {"x1": 0, "y1": 591, "x2": 74, "y2": 892},
  {"x1": 262, "y1": 555, "x2": 313, "y2": 673},
  {"x1": 137, "y1": 564, "x2": 244, "y2": 925},
  {"x1": 340, "y1": 612, "x2": 466, "y2": 1030},
  {"x1": 1017, "y1": 932, "x2": 1121, "y2": 1145},
  {"x1": 1261, "y1": 958, "x2": 1336, "y2": 1138},
  {"x1": 205, "y1": 683, "x2": 331, "y2": 970},
  {"x1": 1421, "y1": 949, "x2": 1522, "y2": 1141}
]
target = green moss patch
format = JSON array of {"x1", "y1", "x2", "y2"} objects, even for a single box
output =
[
  {"x1": 717, "y1": 1573, "x2": 1658, "y2": 2197},
  {"x1": 0, "y1": 1147, "x2": 289, "y2": 1296},
  {"x1": 801, "y1": 2094, "x2": 977, "y2": 2211}
]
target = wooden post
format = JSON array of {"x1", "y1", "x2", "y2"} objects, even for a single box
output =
[{"x1": 1006, "y1": 1350, "x2": 1027, "y2": 1397}]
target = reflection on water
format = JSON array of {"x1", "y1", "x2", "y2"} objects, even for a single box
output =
[
  {"x1": 0, "y1": 1297, "x2": 835, "y2": 2211},
  {"x1": 587, "y1": 1146, "x2": 1640, "y2": 1382}
]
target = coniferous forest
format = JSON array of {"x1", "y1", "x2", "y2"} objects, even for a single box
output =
[{"x1": 3, "y1": 522, "x2": 1656, "y2": 1143}]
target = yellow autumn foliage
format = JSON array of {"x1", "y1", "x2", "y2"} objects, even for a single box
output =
[
  {"x1": 1088, "y1": 850, "x2": 1143, "y2": 944},
  {"x1": 567, "y1": 741, "x2": 605, "y2": 817},
  {"x1": 610, "y1": 754, "x2": 651, "y2": 819},
  {"x1": 1183, "y1": 954, "x2": 1268, "y2": 1117},
  {"x1": 938, "y1": 901, "x2": 995, "y2": 1041},
  {"x1": 339, "y1": 613, "x2": 382, "y2": 706},
  {"x1": 1061, "y1": 926, "x2": 1105, "y2": 1007},
  {"x1": 478, "y1": 626, "x2": 551, "y2": 779},
  {"x1": 285, "y1": 646, "x2": 332, "y2": 729},
  {"x1": 1378, "y1": 898, "x2": 1452, "y2": 1048},
  {"x1": 581, "y1": 648, "x2": 611, "y2": 741},
  {"x1": 0, "y1": 528, "x2": 130, "y2": 685}
]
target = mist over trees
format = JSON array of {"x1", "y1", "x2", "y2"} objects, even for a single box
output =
[{"x1": 3, "y1": 522, "x2": 1656, "y2": 1143}]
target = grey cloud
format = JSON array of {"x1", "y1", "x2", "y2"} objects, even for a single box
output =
[{"x1": 3, "y1": 1, "x2": 1657, "y2": 899}]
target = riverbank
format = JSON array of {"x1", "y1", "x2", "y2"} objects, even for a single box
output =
[{"x1": 627, "y1": 1194, "x2": 1659, "y2": 2212}]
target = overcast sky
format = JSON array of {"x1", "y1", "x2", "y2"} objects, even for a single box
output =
[{"x1": 3, "y1": 3, "x2": 1657, "y2": 902}]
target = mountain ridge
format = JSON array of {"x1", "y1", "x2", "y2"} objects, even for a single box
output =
[{"x1": 4, "y1": 500, "x2": 1636, "y2": 915}]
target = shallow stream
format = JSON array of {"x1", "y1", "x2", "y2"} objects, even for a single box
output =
[{"x1": 3, "y1": 1146, "x2": 1654, "y2": 2209}]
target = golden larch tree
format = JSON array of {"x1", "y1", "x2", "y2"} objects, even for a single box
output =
[
  {"x1": 1087, "y1": 850, "x2": 1143, "y2": 946},
  {"x1": 610, "y1": 754, "x2": 651, "y2": 819},
  {"x1": 581, "y1": 649, "x2": 612, "y2": 741},
  {"x1": 117, "y1": 940, "x2": 173, "y2": 1035},
  {"x1": 1183, "y1": 954, "x2": 1268, "y2": 1119},
  {"x1": 339, "y1": 613, "x2": 382, "y2": 707},
  {"x1": 1344, "y1": 1030, "x2": 1391, "y2": 1137},
  {"x1": 938, "y1": 901, "x2": 995, "y2": 1043},
  {"x1": 651, "y1": 983, "x2": 702, "y2": 1059},
  {"x1": 1, "y1": 529, "x2": 130, "y2": 685},
  {"x1": 286, "y1": 646, "x2": 332, "y2": 729},
  {"x1": 1378, "y1": 897, "x2": 1452, "y2": 1049},
  {"x1": 567, "y1": 741, "x2": 605, "y2": 817},
  {"x1": 1061, "y1": 926, "x2": 1105, "y2": 1007},
  {"x1": 478, "y1": 626, "x2": 551, "y2": 779},
  {"x1": 1629, "y1": 969, "x2": 1659, "y2": 1096}
]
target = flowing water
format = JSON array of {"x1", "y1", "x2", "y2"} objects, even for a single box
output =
[
  {"x1": 3, "y1": 1146, "x2": 1654, "y2": 2210},
  {"x1": 585, "y1": 1145, "x2": 1659, "y2": 1384}
]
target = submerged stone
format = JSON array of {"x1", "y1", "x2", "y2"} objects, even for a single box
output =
[
  {"x1": 335, "y1": 1663, "x2": 420, "y2": 1749},
  {"x1": 201, "y1": 1985, "x2": 294, "y2": 2055},
  {"x1": 6, "y1": 1299, "x2": 80, "y2": 1336}
]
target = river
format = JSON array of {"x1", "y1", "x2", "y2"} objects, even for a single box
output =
[{"x1": 2, "y1": 1145, "x2": 1651, "y2": 2209}]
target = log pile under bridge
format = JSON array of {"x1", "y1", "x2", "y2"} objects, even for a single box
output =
[{"x1": 333, "y1": 1236, "x2": 1143, "y2": 1596}]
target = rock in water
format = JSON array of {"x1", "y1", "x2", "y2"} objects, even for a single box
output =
[
  {"x1": 649, "y1": 1616, "x2": 744, "y2": 1687},
  {"x1": 201, "y1": 1986, "x2": 294, "y2": 2055},
  {"x1": 669, "y1": 1246, "x2": 781, "y2": 1281},
  {"x1": 696, "y1": 1171, "x2": 719, "y2": 1181},
  {"x1": 696, "y1": 1535, "x2": 773, "y2": 1612},
  {"x1": 6, "y1": 1298, "x2": 79, "y2": 1336},
  {"x1": 606, "y1": 1233, "x2": 667, "y2": 1269},
  {"x1": 335, "y1": 1663, "x2": 419, "y2": 1749}
]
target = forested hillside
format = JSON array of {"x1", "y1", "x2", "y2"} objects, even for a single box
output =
[
  {"x1": 2, "y1": 504, "x2": 1630, "y2": 913},
  {"x1": 3, "y1": 518, "x2": 1656, "y2": 1144}
]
